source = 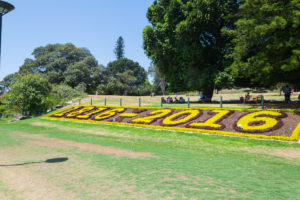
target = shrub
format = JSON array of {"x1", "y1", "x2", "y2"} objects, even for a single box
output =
[{"x1": 5, "y1": 74, "x2": 51, "y2": 115}]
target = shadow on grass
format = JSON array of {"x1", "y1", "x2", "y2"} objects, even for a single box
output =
[{"x1": 0, "y1": 157, "x2": 68, "y2": 167}]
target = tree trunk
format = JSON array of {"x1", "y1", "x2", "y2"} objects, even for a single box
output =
[
  {"x1": 203, "y1": 87, "x2": 214, "y2": 102},
  {"x1": 123, "y1": 89, "x2": 128, "y2": 96},
  {"x1": 160, "y1": 76, "x2": 166, "y2": 96}
]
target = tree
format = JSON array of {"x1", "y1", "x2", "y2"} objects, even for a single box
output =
[
  {"x1": 18, "y1": 43, "x2": 103, "y2": 93},
  {"x1": 117, "y1": 70, "x2": 137, "y2": 95},
  {"x1": 105, "y1": 58, "x2": 147, "y2": 86},
  {"x1": 97, "y1": 76, "x2": 124, "y2": 95},
  {"x1": 98, "y1": 70, "x2": 136, "y2": 96},
  {"x1": 0, "y1": 72, "x2": 19, "y2": 91},
  {"x1": 214, "y1": 71, "x2": 234, "y2": 94},
  {"x1": 114, "y1": 36, "x2": 125, "y2": 59},
  {"x1": 5, "y1": 74, "x2": 51, "y2": 115},
  {"x1": 224, "y1": 0, "x2": 300, "y2": 87},
  {"x1": 130, "y1": 80, "x2": 153, "y2": 96},
  {"x1": 143, "y1": 0, "x2": 239, "y2": 100}
]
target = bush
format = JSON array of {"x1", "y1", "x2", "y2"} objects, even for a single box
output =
[
  {"x1": 5, "y1": 74, "x2": 52, "y2": 115},
  {"x1": 48, "y1": 84, "x2": 86, "y2": 109}
]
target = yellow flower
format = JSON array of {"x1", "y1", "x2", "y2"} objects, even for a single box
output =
[
  {"x1": 162, "y1": 110, "x2": 200, "y2": 125},
  {"x1": 131, "y1": 109, "x2": 172, "y2": 124},
  {"x1": 119, "y1": 113, "x2": 139, "y2": 118},
  {"x1": 236, "y1": 111, "x2": 283, "y2": 131}
]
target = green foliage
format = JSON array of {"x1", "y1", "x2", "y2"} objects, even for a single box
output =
[
  {"x1": 0, "y1": 85, "x2": 4, "y2": 95},
  {"x1": 97, "y1": 77, "x2": 122, "y2": 95},
  {"x1": 224, "y1": 0, "x2": 300, "y2": 87},
  {"x1": 143, "y1": 0, "x2": 239, "y2": 99},
  {"x1": 48, "y1": 84, "x2": 83, "y2": 107},
  {"x1": 99, "y1": 58, "x2": 148, "y2": 95},
  {"x1": 214, "y1": 71, "x2": 235, "y2": 92},
  {"x1": 117, "y1": 70, "x2": 137, "y2": 95},
  {"x1": 130, "y1": 80, "x2": 153, "y2": 96},
  {"x1": 18, "y1": 43, "x2": 103, "y2": 93},
  {"x1": 74, "y1": 82, "x2": 87, "y2": 94},
  {"x1": 5, "y1": 74, "x2": 52, "y2": 115},
  {"x1": 114, "y1": 36, "x2": 125, "y2": 59},
  {"x1": 0, "y1": 72, "x2": 19, "y2": 91},
  {"x1": 0, "y1": 105, "x2": 6, "y2": 117},
  {"x1": 105, "y1": 58, "x2": 147, "y2": 85}
]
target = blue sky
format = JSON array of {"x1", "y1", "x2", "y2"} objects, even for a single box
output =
[{"x1": 0, "y1": 0, "x2": 153, "y2": 80}]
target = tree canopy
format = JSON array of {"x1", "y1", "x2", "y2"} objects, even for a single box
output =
[
  {"x1": 18, "y1": 43, "x2": 103, "y2": 93},
  {"x1": 224, "y1": 0, "x2": 300, "y2": 88},
  {"x1": 99, "y1": 58, "x2": 148, "y2": 95},
  {"x1": 105, "y1": 58, "x2": 147, "y2": 86},
  {"x1": 143, "y1": 0, "x2": 239, "y2": 99}
]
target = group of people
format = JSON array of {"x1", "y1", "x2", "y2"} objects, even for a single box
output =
[
  {"x1": 161, "y1": 97, "x2": 185, "y2": 104},
  {"x1": 244, "y1": 86, "x2": 299, "y2": 104}
]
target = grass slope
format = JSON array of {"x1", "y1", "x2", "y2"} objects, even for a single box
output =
[{"x1": 0, "y1": 117, "x2": 300, "y2": 199}]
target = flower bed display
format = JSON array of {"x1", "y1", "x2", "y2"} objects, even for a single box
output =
[{"x1": 44, "y1": 105, "x2": 300, "y2": 141}]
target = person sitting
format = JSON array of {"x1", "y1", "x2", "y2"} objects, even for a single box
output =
[
  {"x1": 179, "y1": 97, "x2": 185, "y2": 103},
  {"x1": 175, "y1": 97, "x2": 179, "y2": 103},
  {"x1": 161, "y1": 97, "x2": 166, "y2": 104},
  {"x1": 199, "y1": 93, "x2": 205, "y2": 100},
  {"x1": 167, "y1": 97, "x2": 171, "y2": 104},
  {"x1": 244, "y1": 92, "x2": 251, "y2": 103}
]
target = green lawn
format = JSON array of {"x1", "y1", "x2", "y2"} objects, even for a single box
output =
[{"x1": 0, "y1": 117, "x2": 300, "y2": 199}]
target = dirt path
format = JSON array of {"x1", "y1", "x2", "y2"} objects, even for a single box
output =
[
  {"x1": 14, "y1": 131, "x2": 155, "y2": 159},
  {"x1": 0, "y1": 131, "x2": 157, "y2": 200}
]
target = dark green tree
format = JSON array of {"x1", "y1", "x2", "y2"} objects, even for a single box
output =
[
  {"x1": 105, "y1": 58, "x2": 147, "y2": 86},
  {"x1": 117, "y1": 70, "x2": 137, "y2": 95},
  {"x1": 214, "y1": 71, "x2": 234, "y2": 94},
  {"x1": 143, "y1": 0, "x2": 239, "y2": 99},
  {"x1": 18, "y1": 43, "x2": 103, "y2": 93},
  {"x1": 114, "y1": 36, "x2": 125, "y2": 59},
  {"x1": 224, "y1": 0, "x2": 300, "y2": 87}
]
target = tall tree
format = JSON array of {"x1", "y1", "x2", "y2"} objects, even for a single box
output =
[
  {"x1": 143, "y1": 0, "x2": 239, "y2": 99},
  {"x1": 114, "y1": 36, "x2": 125, "y2": 59},
  {"x1": 224, "y1": 0, "x2": 300, "y2": 87},
  {"x1": 17, "y1": 43, "x2": 103, "y2": 93}
]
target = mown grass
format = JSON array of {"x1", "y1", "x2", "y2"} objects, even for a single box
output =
[
  {"x1": 79, "y1": 89, "x2": 300, "y2": 109},
  {"x1": 0, "y1": 117, "x2": 300, "y2": 199}
]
